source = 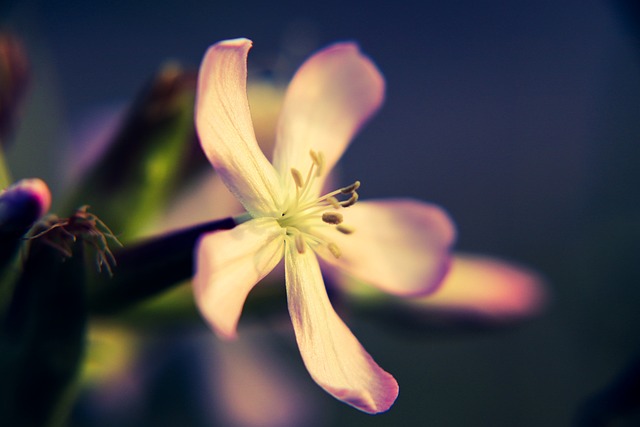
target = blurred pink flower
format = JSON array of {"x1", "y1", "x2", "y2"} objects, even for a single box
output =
[
  {"x1": 416, "y1": 254, "x2": 546, "y2": 319},
  {"x1": 193, "y1": 38, "x2": 455, "y2": 413},
  {"x1": 204, "y1": 328, "x2": 322, "y2": 427},
  {"x1": 337, "y1": 253, "x2": 547, "y2": 325}
]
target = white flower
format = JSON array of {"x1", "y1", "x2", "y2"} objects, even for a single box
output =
[{"x1": 193, "y1": 38, "x2": 455, "y2": 413}]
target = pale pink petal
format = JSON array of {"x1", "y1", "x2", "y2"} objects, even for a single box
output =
[
  {"x1": 318, "y1": 199, "x2": 456, "y2": 297},
  {"x1": 194, "y1": 218, "x2": 285, "y2": 339},
  {"x1": 336, "y1": 253, "x2": 546, "y2": 326},
  {"x1": 417, "y1": 254, "x2": 547, "y2": 319},
  {"x1": 272, "y1": 42, "x2": 384, "y2": 192},
  {"x1": 195, "y1": 38, "x2": 283, "y2": 216},
  {"x1": 284, "y1": 243, "x2": 398, "y2": 414}
]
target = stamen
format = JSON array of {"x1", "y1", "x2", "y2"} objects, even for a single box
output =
[
  {"x1": 322, "y1": 212, "x2": 343, "y2": 225},
  {"x1": 341, "y1": 192, "x2": 359, "y2": 208},
  {"x1": 279, "y1": 150, "x2": 360, "y2": 257},
  {"x1": 291, "y1": 168, "x2": 304, "y2": 188},
  {"x1": 336, "y1": 224, "x2": 355, "y2": 234},
  {"x1": 341, "y1": 181, "x2": 360, "y2": 194},
  {"x1": 314, "y1": 151, "x2": 325, "y2": 177},
  {"x1": 295, "y1": 233, "x2": 306, "y2": 254},
  {"x1": 327, "y1": 196, "x2": 341, "y2": 209},
  {"x1": 328, "y1": 243, "x2": 341, "y2": 259},
  {"x1": 309, "y1": 149, "x2": 320, "y2": 165},
  {"x1": 297, "y1": 152, "x2": 319, "y2": 202}
]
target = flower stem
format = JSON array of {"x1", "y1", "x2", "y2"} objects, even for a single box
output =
[{"x1": 88, "y1": 217, "x2": 236, "y2": 314}]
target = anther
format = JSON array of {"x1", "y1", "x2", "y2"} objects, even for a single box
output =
[
  {"x1": 341, "y1": 192, "x2": 359, "y2": 208},
  {"x1": 309, "y1": 150, "x2": 325, "y2": 178},
  {"x1": 336, "y1": 224, "x2": 355, "y2": 234},
  {"x1": 309, "y1": 149, "x2": 320, "y2": 164},
  {"x1": 322, "y1": 212, "x2": 343, "y2": 225},
  {"x1": 340, "y1": 181, "x2": 360, "y2": 194},
  {"x1": 315, "y1": 152, "x2": 325, "y2": 177},
  {"x1": 295, "y1": 233, "x2": 306, "y2": 254},
  {"x1": 327, "y1": 196, "x2": 341, "y2": 209},
  {"x1": 328, "y1": 243, "x2": 342, "y2": 259},
  {"x1": 291, "y1": 168, "x2": 304, "y2": 188}
]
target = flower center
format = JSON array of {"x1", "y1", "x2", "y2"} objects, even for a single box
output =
[{"x1": 277, "y1": 150, "x2": 359, "y2": 258}]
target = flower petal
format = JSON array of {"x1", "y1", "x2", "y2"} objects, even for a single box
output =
[
  {"x1": 318, "y1": 199, "x2": 456, "y2": 297},
  {"x1": 337, "y1": 253, "x2": 547, "y2": 328},
  {"x1": 284, "y1": 243, "x2": 398, "y2": 414},
  {"x1": 418, "y1": 254, "x2": 547, "y2": 319},
  {"x1": 272, "y1": 42, "x2": 384, "y2": 190},
  {"x1": 195, "y1": 38, "x2": 283, "y2": 216},
  {"x1": 194, "y1": 218, "x2": 285, "y2": 339}
]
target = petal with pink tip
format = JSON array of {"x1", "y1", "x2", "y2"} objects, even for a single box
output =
[
  {"x1": 418, "y1": 254, "x2": 547, "y2": 319},
  {"x1": 195, "y1": 38, "x2": 283, "y2": 216},
  {"x1": 318, "y1": 199, "x2": 456, "y2": 297},
  {"x1": 285, "y1": 243, "x2": 398, "y2": 414},
  {"x1": 194, "y1": 218, "x2": 285, "y2": 339},
  {"x1": 272, "y1": 42, "x2": 385, "y2": 192},
  {"x1": 2, "y1": 178, "x2": 52, "y2": 218}
]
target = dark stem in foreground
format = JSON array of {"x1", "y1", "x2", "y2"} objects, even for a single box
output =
[{"x1": 88, "y1": 217, "x2": 236, "y2": 314}]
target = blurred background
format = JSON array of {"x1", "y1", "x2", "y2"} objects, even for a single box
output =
[{"x1": 2, "y1": 0, "x2": 640, "y2": 426}]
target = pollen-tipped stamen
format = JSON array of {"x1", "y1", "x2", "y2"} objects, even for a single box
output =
[
  {"x1": 312, "y1": 181, "x2": 359, "y2": 207},
  {"x1": 279, "y1": 151, "x2": 361, "y2": 258},
  {"x1": 336, "y1": 224, "x2": 355, "y2": 234},
  {"x1": 291, "y1": 168, "x2": 304, "y2": 188},
  {"x1": 310, "y1": 150, "x2": 325, "y2": 178},
  {"x1": 322, "y1": 212, "x2": 343, "y2": 225},
  {"x1": 296, "y1": 151, "x2": 323, "y2": 203},
  {"x1": 327, "y1": 243, "x2": 341, "y2": 259},
  {"x1": 327, "y1": 196, "x2": 341, "y2": 209},
  {"x1": 340, "y1": 180, "x2": 360, "y2": 194},
  {"x1": 341, "y1": 192, "x2": 359, "y2": 208}
]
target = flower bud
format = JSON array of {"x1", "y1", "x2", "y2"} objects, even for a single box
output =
[
  {"x1": 0, "y1": 178, "x2": 51, "y2": 271},
  {"x1": 0, "y1": 178, "x2": 51, "y2": 233}
]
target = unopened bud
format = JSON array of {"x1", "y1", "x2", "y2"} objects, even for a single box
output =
[
  {"x1": 0, "y1": 178, "x2": 51, "y2": 233},
  {"x1": 0, "y1": 178, "x2": 52, "y2": 269}
]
